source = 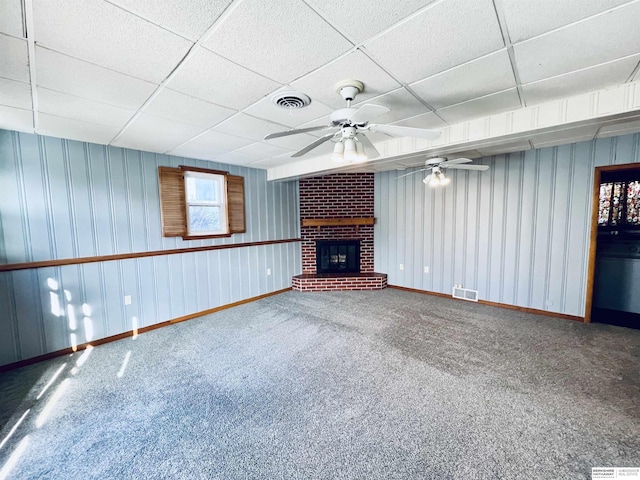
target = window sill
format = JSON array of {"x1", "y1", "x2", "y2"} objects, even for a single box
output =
[{"x1": 182, "y1": 233, "x2": 233, "y2": 240}]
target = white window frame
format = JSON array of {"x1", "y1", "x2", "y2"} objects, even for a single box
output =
[{"x1": 184, "y1": 170, "x2": 228, "y2": 236}]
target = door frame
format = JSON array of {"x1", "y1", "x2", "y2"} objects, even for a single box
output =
[{"x1": 584, "y1": 162, "x2": 640, "y2": 322}]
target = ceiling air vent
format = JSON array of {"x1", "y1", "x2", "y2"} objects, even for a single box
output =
[{"x1": 271, "y1": 91, "x2": 311, "y2": 109}]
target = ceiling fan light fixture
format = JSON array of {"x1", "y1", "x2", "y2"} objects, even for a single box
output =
[
  {"x1": 343, "y1": 138, "x2": 358, "y2": 162},
  {"x1": 332, "y1": 141, "x2": 345, "y2": 162},
  {"x1": 422, "y1": 174, "x2": 432, "y2": 185},
  {"x1": 353, "y1": 140, "x2": 367, "y2": 162}
]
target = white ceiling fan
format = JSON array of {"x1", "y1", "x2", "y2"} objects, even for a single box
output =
[
  {"x1": 264, "y1": 80, "x2": 441, "y2": 162},
  {"x1": 398, "y1": 157, "x2": 490, "y2": 187}
]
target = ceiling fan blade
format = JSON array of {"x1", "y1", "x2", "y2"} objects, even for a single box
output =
[
  {"x1": 349, "y1": 104, "x2": 390, "y2": 124},
  {"x1": 443, "y1": 164, "x2": 490, "y2": 171},
  {"x1": 356, "y1": 133, "x2": 380, "y2": 159},
  {"x1": 396, "y1": 167, "x2": 430, "y2": 179},
  {"x1": 367, "y1": 124, "x2": 440, "y2": 140},
  {"x1": 264, "y1": 125, "x2": 332, "y2": 140},
  {"x1": 291, "y1": 132, "x2": 337, "y2": 157},
  {"x1": 441, "y1": 158, "x2": 472, "y2": 165}
]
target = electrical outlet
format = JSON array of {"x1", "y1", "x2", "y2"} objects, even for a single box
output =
[
  {"x1": 124, "y1": 295, "x2": 132, "y2": 305},
  {"x1": 424, "y1": 266, "x2": 429, "y2": 274},
  {"x1": 399, "y1": 264, "x2": 404, "y2": 270},
  {"x1": 267, "y1": 268, "x2": 272, "y2": 276}
]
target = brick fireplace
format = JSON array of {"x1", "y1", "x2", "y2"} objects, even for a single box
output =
[{"x1": 292, "y1": 173, "x2": 387, "y2": 292}]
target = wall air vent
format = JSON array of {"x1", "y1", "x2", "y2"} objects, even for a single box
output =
[
  {"x1": 452, "y1": 285, "x2": 479, "y2": 302},
  {"x1": 271, "y1": 91, "x2": 311, "y2": 109}
]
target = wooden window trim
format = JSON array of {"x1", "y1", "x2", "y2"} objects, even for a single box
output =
[{"x1": 158, "y1": 165, "x2": 245, "y2": 239}]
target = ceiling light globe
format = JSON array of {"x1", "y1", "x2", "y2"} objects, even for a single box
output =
[
  {"x1": 332, "y1": 141, "x2": 345, "y2": 161},
  {"x1": 353, "y1": 140, "x2": 367, "y2": 162},
  {"x1": 343, "y1": 138, "x2": 358, "y2": 162}
]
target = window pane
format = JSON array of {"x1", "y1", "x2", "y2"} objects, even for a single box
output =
[
  {"x1": 610, "y1": 182, "x2": 625, "y2": 226},
  {"x1": 598, "y1": 183, "x2": 612, "y2": 226},
  {"x1": 627, "y1": 181, "x2": 640, "y2": 225},
  {"x1": 188, "y1": 205, "x2": 221, "y2": 233},
  {"x1": 186, "y1": 176, "x2": 219, "y2": 202}
]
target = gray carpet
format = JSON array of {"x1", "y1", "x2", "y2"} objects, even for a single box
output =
[{"x1": 0, "y1": 289, "x2": 639, "y2": 479}]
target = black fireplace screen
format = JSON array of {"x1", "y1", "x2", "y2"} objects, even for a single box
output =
[{"x1": 316, "y1": 240, "x2": 360, "y2": 274}]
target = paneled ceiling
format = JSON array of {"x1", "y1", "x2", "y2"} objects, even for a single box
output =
[{"x1": 1, "y1": 0, "x2": 640, "y2": 179}]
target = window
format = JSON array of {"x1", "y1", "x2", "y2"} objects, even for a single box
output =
[
  {"x1": 598, "y1": 174, "x2": 640, "y2": 231},
  {"x1": 184, "y1": 171, "x2": 227, "y2": 236},
  {"x1": 158, "y1": 166, "x2": 245, "y2": 239}
]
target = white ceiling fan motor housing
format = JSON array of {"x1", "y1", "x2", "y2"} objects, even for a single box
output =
[
  {"x1": 341, "y1": 126, "x2": 357, "y2": 139},
  {"x1": 330, "y1": 108, "x2": 359, "y2": 126}
]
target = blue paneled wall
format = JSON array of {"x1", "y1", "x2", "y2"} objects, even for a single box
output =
[
  {"x1": 375, "y1": 134, "x2": 640, "y2": 317},
  {"x1": 0, "y1": 130, "x2": 301, "y2": 366}
]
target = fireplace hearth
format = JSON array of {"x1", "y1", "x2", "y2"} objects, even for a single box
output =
[{"x1": 316, "y1": 239, "x2": 360, "y2": 274}]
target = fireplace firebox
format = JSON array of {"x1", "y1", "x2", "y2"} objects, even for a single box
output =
[{"x1": 316, "y1": 240, "x2": 360, "y2": 274}]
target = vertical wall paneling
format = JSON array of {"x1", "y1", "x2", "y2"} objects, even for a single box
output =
[
  {"x1": 23, "y1": 135, "x2": 48, "y2": 261},
  {"x1": 12, "y1": 270, "x2": 44, "y2": 359},
  {"x1": 465, "y1": 171, "x2": 478, "y2": 289},
  {"x1": 0, "y1": 130, "x2": 300, "y2": 366},
  {"x1": 477, "y1": 158, "x2": 495, "y2": 298},
  {"x1": 501, "y1": 155, "x2": 519, "y2": 304},
  {"x1": 412, "y1": 174, "x2": 423, "y2": 288},
  {"x1": 0, "y1": 272, "x2": 19, "y2": 364},
  {"x1": 375, "y1": 133, "x2": 640, "y2": 317}
]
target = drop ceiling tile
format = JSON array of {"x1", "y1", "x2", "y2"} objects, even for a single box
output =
[
  {"x1": 167, "y1": 48, "x2": 280, "y2": 110},
  {"x1": 191, "y1": 129, "x2": 255, "y2": 151},
  {"x1": 521, "y1": 55, "x2": 640, "y2": 106},
  {"x1": 513, "y1": 2, "x2": 640, "y2": 83},
  {"x1": 266, "y1": 132, "x2": 329, "y2": 151},
  {"x1": 305, "y1": 0, "x2": 435, "y2": 43},
  {"x1": 36, "y1": 47, "x2": 157, "y2": 110},
  {"x1": 501, "y1": 0, "x2": 633, "y2": 43},
  {"x1": 214, "y1": 151, "x2": 259, "y2": 167},
  {"x1": 144, "y1": 89, "x2": 235, "y2": 128},
  {"x1": 37, "y1": 87, "x2": 134, "y2": 128},
  {"x1": 33, "y1": 0, "x2": 192, "y2": 83},
  {"x1": 213, "y1": 113, "x2": 285, "y2": 141},
  {"x1": 291, "y1": 50, "x2": 401, "y2": 110},
  {"x1": 248, "y1": 153, "x2": 297, "y2": 169},
  {"x1": 168, "y1": 142, "x2": 227, "y2": 161},
  {"x1": 436, "y1": 88, "x2": 521, "y2": 124},
  {"x1": 358, "y1": 88, "x2": 430, "y2": 124},
  {"x1": 0, "y1": 34, "x2": 29, "y2": 82},
  {"x1": 0, "y1": 0, "x2": 24, "y2": 38},
  {"x1": 38, "y1": 114, "x2": 121, "y2": 145},
  {"x1": 0, "y1": 104, "x2": 33, "y2": 132},
  {"x1": 112, "y1": 113, "x2": 207, "y2": 153},
  {"x1": 202, "y1": 0, "x2": 352, "y2": 84},
  {"x1": 107, "y1": 0, "x2": 233, "y2": 41},
  {"x1": 363, "y1": 0, "x2": 504, "y2": 83},
  {"x1": 236, "y1": 142, "x2": 292, "y2": 159},
  {"x1": 0, "y1": 78, "x2": 31, "y2": 109},
  {"x1": 244, "y1": 95, "x2": 333, "y2": 128},
  {"x1": 390, "y1": 111, "x2": 448, "y2": 129},
  {"x1": 411, "y1": 50, "x2": 516, "y2": 109}
]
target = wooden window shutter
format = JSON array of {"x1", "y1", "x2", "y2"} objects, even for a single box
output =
[
  {"x1": 158, "y1": 166, "x2": 187, "y2": 237},
  {"x1": 227, "y1": 174, "x2": 245, "y2": 233}
]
